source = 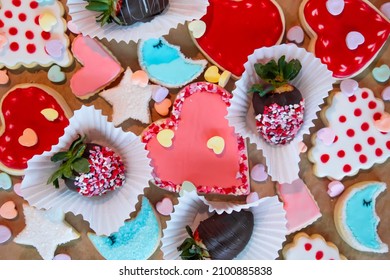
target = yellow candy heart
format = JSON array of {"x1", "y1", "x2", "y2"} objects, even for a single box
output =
[
  {"x1": 154, "y1": 98, "x2": 172, "y2": 116},
  {"x1": 204, "y1": 65, "x2": 221, "y2": 83},
  {"x1": 218, "y1": 70, "x2": 232, "y2": 88},
  {"x1": 41, "y1": 108, "x2": 59, "y2": 121},
  {"x1": 39, "y1": 12, "x2": 58, "y2": 32},
  {"x1": 157, "y1": 129, "x2": 175, "y2": 148},
  {"x1": 207, "y1": 136, "x2": 225, "y2": 155}
]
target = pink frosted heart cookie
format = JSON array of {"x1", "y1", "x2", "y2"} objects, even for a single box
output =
[
  {"x1": 70, "y1": 35, "x2": 123, "y2": 99},
  {"x1": 0, "y1": 0, "x2": 73, "y2": 69},
  {"x1": 299, "y1": 0, "x2": 390, "y2": 79},
  {"x1": 283, "y1": 232, "x2": 346, "y2": 260},
  {"x1": 141, "y1": 82, "x2": 249, "y2": 195},
  {"x1": 309, "y1": 87, "x2": 390, "y2": 180}
]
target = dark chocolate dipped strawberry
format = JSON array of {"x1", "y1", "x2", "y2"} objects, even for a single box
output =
[
  {"x1": 177, "y1": 210, "x2": 254, "y2": 260},
  {"x1": 47, "y1": 135, "x2": 125, "y2": 197},
  {"x1": 85, "y1": 0, "x2": 169, "y2": 26},
  {"x1": 249, "y1": 55, "x2": 305, "y2": 145}
]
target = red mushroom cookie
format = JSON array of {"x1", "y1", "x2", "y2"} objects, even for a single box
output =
[{"x1": 0, "y1": 84, "x2": 72, "y2": 175}]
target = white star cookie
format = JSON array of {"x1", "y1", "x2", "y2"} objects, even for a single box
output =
[
  {"x1": 100, "y1": 67, "x2": 157, "y2": 126},
  {"x1": 14, "y1": 204, "x2": 79, "y2": 260}
]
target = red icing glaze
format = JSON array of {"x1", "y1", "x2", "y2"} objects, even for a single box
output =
[
  {"x1": 339, "y1": 115, "x2": 346, "y2": 123},
  {"x1": 12, "y1": 0, "x2": 21, "y2": 7},
  {"x1": 343, "y1": 164, "x2": 352, "y2": 173},
  {"x1": 320, "y1": 154, "x2": 330, "y2": 163},
  {"x1": 0, "y1": 86, "x2": 69, "y2": 171},
  {"x1": 367, "y1": 137, "x2": 375, "y2": 145},
  {"x1": 5, "y1": 11, "x2": 13, "y2": 19},
  {"x1": 302, "y1": 0, "x2": 390, "y2": 79},
  {"x1": 195, "y1": 0, "x2": 284, "y2": 77},
  {"x1": 361, "y1": 122, "x2": 369, "y2": 131},
  {"x1": 0, "y1": 20, "x2": 3, "y2": 28},
  {"x1": 142, "y1": 83, "x2": 249, "y2": 195},
  {"x1": 359, "y1": 154, "x2": 367, "y2": 163},
  {"x1": 354, "y1": 144, "x2": 362, "y2": 152},
  {"x1": 346, "y1": 129, "x2": 355, "y2": 137}
]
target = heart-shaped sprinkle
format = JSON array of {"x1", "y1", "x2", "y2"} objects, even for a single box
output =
[
  {"x1": 246, "y1": 192, "x2": 260, "y2": 204},
  {"x1": 204, "y1": 65, "x2": 221, "y2": 83},
  {"x1": 317, "y1": 127, "x2": 336, "y2": 146},
  {"x1": 0, "y1": 173, "x2": 12, "y2": 190},
  {"x1": 298, "y1": 141, "x2": 308, "y2": 153},
  {"x1": 41, "y1": 108, "x2": 59, "y2": 121},
  {"x1": 326, "y1": 0, "x2": 345, "y2": 16},
  {"x1": 218, "y1": 70, "x2": 231, "y2": 88},
  {"x1": 380, "y1": 3, "x2": 390, "y2": 19},
  {"x1": 18, "y1": 128, "x2": 38, "y2": 147},
  {"x1": 45, "y1": 40, "x2": 64, "y2": 58},
  {"x1": 156, "y1": 197, "x2": 174, "y2": 216},
  {"x1": 340, "y1": 79, "x2": 358, "y2": 97},
  {"x1": 374, "y1": 112, "x2": 390, "y2": 132},
  {"x1": 206, "y1": 136, "x2": 225, "y2": 155},
  {"x1": 67, "y1": 20, "x2": 80, "y2": 34},
  {"x1": 132, "y1": 70, "x2": 149, "y2": 87},
  {"x1": 48, "y1": 65, "x2": 65, "y2": 83},
  {"x1": 327, "y1": 180, "x2": 345, "y2": 197},
  {"x1": 0, "y1": 225, "x2": 12, "y2": 244},
  {"x1": 179, "y1": 181, "x2": 197, "y2": 196},
  {"x1": 287, "y1": 26, "x2": 304, "y2": 44},
  {"x1": 346, "y1": 31, "x2": 365, "y2": 50},
  {"x1": 152, "y1": 86, "x2": 169, "y2": 103},
  {"x1": 13, "y1": 182, "x2": 23, "y2": 197},
  {"x1": 157, "y1": 129, "x2": 174, "y2": 148},
  {"x1": 0, "y1": 201, "x2": 18, "y2": 220},
  {"x1": 0, "y1": 70, "x2": 9, "y2": 85},
  {"x1": 188, "y1": 20, "x2": 206, "y2": 39},
  {"x1": 39, "y1": 12, "x2": 58, "y2": 32},
  {"x1": 0, "y1": 33, "x2": 8, "y2": 50},
  {"x1": 154, "y1": 98, "x2": 172, "y2": 116},
  {"x1": 250, "y1": 163, "x2": 268, "y2": 182},
  {"x1": 372, "y1": 64, "x2": 390, "y2": 83},
  {"x1": 381, "y1": 86, "x2": 390, "y2": 101},
  {"x1": 53, "y1": 253, "x2": 71, "y2": 260}
]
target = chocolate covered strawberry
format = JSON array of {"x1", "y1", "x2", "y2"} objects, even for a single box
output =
[
  {"x1": 249, "y1": 55, "x2": 304, "y2": 145},
  {"x1": 85, "y1": 0, "x2": 169, "y2": 26},
  {"x1": 177, "y1": 210, "x2": 254, "y2": 260},
  {"x1": 47, "y1": 135, "x2": 125, "y2": 197}
]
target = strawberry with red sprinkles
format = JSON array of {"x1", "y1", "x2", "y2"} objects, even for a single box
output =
[{"x1": 249, "y1": 55, "x2": 305, "y2": 146}]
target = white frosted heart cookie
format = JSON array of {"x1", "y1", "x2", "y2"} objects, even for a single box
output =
[
  {"x1": 334, "y1": 181, "x2": 388, "y2": 253},
  {"x1": 283, "y1": 232, "x2": 346, "y2": 260}
]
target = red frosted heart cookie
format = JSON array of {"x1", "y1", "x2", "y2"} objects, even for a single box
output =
[
  {"x1": 191, "y1": 0, "x2": 285, "y2": 79},
  {"x1": 141, "y1": 82, "x2": 249, "y2": 195},
  {"x1": 300, "y1": 0, "x2": 390, "y2": 79},
  {"x1": 0, "y1": 84, "x2": 72, "y2": 175}
]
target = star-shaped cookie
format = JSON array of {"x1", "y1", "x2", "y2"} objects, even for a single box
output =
[
  {"x1": 100, "y1": 67, "x2": 157, "y2": 126},
  {"x1": 14, "y1": 204, "x2": 80, "y2": 260}
]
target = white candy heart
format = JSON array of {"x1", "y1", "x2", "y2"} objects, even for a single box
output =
[
  {"x1": 156, "y1": 197, "x2": 174, "y2": 216},
  {"x1": 326, "y1": 0, "x2": 345, "y2": 16},
  {"x1": 13, "y1": 182, "x2": 23, "y2": 197},
  {"x1": 287, "y1": 26, "x2": 304, "y2": 44},
  {"x1": 250, "y1": 164, "x2": 268, "y2": 182},
  {"x1": 188, "y1": 20, "x2": 206, "y2": 39},
  {"x1": 346, "y1": 31, "x2": 365, "y2": 50},
  {"x1": 53, "y1": 254, "x2": 71, "y2": 260},
  {"x1": 317, "y1": 127, "x2": 336, "y2": 146},
  {"x1": 0, "y1": 225, "x2": 12, "y2": 244},
  {"x1": 340, "y1": 79, "x2": 358, "y2": 97},
  {"x1": 380, "y1": 3, "x2": 390, "y2": 20}
]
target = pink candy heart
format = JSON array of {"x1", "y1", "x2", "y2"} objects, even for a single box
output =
[
  {"x1": 0, "y1": 201, "x2": 18, "y2": 220},
  {"x1": 340, "y1": 79, "x2": 358, "y2": 97},
  {"x1": 326, "y1": 0, "x2": 345, "y2": 16},
  {"x1": 317, "y1": 127, "x2": 336, "y2": 146},
  {"x1": 67, "y1": 20, "x2": 80, "y2": 35},
  {"x1": 374, "y1": 112, "x2": 390, "y2": 132},
  {"x1": 298, "y1": 141, "x2": 308, "y2": 153},
  {"x1": 156, "y1": 197, "x2": 173, "y2": 216},
  {"x1": 0, "y1": 70, "x2": 9, "y2": 85},
  {"x1": 246, "y1": 192, "x2": 260, "y2": 204},
  {"x1": 13, "y1": 182, "x2": 23, "y2": 197},
  {"x1": 327, "y1": 181, "x2": 345, "y2": 197},
  {"x1": 346, "y1": 31, "x2": 365, "y2": 50},
  {"x1": 45, "y1": 40, "x2": 64, "y2": 58},
  {"x1": 250, "y1": 163, "x2": 268, "y2": 182},
  {"x1": 287, "y1": 26, "x2": 304, "y2": 44},
  {"x1": 0, "y1": 225, "x2": 12, "y2": 244},
  {"x1": 381, "y1": 86, "x2": 390, "y2": 101}
]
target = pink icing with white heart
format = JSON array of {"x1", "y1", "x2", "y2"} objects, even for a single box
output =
[
  {"x1": 310, "y1": 87, "x2": 390, "y2": 180},
  {"x1": 0, "y1": 0, "x2": 72, "y2": 68},
  {"x1": 283, "y1": 233, "x2": 344, "y2": 260}
]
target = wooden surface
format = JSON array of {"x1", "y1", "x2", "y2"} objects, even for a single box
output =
[{"x1": 0, "y1": 0, "x2": 389, "y2": 260}]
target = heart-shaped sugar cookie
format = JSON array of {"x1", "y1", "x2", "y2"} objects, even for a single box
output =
[
  {"x1": 142, "y1": 82, "x2": 249, "y2": 195},
  {"x1": 300, "y1": 0, "x2": 390, "y2": 79}
]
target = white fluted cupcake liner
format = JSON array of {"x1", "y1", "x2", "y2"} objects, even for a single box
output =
[
  {"x1": 200, "y1": 197, "x2": 262, "y2": 215},
  {"x1": 227, "y1": 44, "x2": 335, "y2": 184},
  {"x1": 67, "y1": 0, "x2": 209, "y2": 43},
  {"x1": 161, "y1": 191, "x2": 287, "y2": 260},
  {"x1": 21, "y1": 105, "x2": 152, "y2": 236}
]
